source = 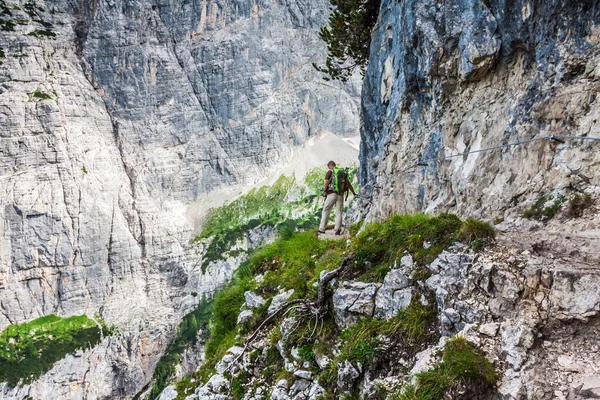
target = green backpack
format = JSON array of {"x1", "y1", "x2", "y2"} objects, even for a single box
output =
[{"x1": 331, "y1": 167, "x2": 349, "y2": 196}]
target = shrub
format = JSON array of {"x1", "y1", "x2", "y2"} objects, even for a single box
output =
[
  {"x1": 30, "y1": 89, "x2": 52, "y2": 100},
  {"x1": 566, "y1": 193, "x2": 593, "y2": 218}
]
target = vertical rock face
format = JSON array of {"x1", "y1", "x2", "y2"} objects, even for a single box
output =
[
  {"x1": 0, "y1": 0, "x2": 359, "y2": 397},
  {"x1": 360, "y1": 0, "x2": 600, "y2": 220}
]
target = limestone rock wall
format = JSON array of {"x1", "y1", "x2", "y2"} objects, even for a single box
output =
[
  {"x1": 359, "y1": 0, "x2": 600, "y2": 220},
  {"x1": 0, "y1": 0, "x2": 360, "y2": 396}
]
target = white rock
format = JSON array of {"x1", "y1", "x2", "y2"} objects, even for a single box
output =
[
  {"x1": 244, "y1": 291, "x2": 266, "y2": 309},
  {"x1": 268, "y1": 289, "x2": 294, "y2": 315},
  {"x1": 237, "y1": 310, "x2": 254, "y2": 324},
  {"x1": 478, "y1": 322, "x2": 500, "y2": 337}
]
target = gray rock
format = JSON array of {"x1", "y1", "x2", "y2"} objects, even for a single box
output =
[
  {"x1": 0, "y1": 0, "x2": 361, "y2": 395},
  {"x1": 478, "y1": 322, "x2": 500, "y2": 337},
  {"x1": 374, "y1": 267, "x2": 413, "y2": 319},
  {"x1": 359, "y1": 0, "x2": 600, "y2": 228},
  {"x1": 268, "y1": 289, "x2": 294, "y2": 315},
  {"x1": 244, "y1": 291, "x2": 266, "y2": 309},
  {"x1": 333, "y1": 282, "x2": 381, "y2": 328},
  {"x1": 158, "y1": 386, "x2": 178, "y2": 400},
  {"x1": 501, "y1": 319, "x2": 535, "y2": 371},
  {"x1": 337, "y1": 360, "x2": 360, "y2": 393},
  {"x1": 294, "y1": 370, "x2": 314, "y2": 381},
  {"x1": 315, "y1": 353, "x2": 331, "y2": 369},
  {"x1": 270, "y1": 380, "x2": 291, "y2": 400},
  {"x1": 237, "y1": 310, "x2": 254, "y2": 324}
]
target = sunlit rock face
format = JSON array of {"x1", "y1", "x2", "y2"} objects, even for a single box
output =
[
  {"x1": 359, "y1": 0, "x2": 600, "y2": 221},
  {"x1": 0, "y1": 0, "x2": 360, "y2": 396}
]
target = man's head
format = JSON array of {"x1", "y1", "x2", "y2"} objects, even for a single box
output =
[{"x1": 327, "y1": 161, "x2": 336, "y2": 169}]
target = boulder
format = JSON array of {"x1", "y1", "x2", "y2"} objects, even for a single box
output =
[
  {"x1": 244, "y1": 291, "x2": 266, "y2": 309},
  {"x1": 268, "y1": 289, "x2": 294, "y2": 315},
  {"x1": 333, "y1": 282, "x2": 381, "y2": 328}
]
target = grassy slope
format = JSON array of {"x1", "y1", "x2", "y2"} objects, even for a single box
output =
[
  {"x1": 173, "y1": 213, "x2": 496, "y2": 399},
  {"x1": 0, "y1": 314, "x2": 111, "y2": 387}
]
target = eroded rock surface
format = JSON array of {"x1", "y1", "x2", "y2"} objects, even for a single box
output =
[
  {"x1": 0, "y1": 0, "x2": 360, "y2": 396},
  {"x1": 359, "y1": 0, "x2": 600, "y2": 221}
]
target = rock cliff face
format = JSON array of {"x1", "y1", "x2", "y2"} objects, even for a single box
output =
[
  {"x1": 359, "y1": 0, "x2": 600, "y2": 220},
  {"x1": 0, "y1": 0, "x2": 359, "y2": 396}
]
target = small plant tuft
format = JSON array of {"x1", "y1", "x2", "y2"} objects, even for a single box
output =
[
  {"x1": 523, "y1": 194, "x2": 566, "y2": 221},
  {"x1": 458, "y1": 218, "x2": 496, "y2": 247},
  {"x1": 395, "y1": 337, "x2": 498, "y2": 400},
  {"x1": 566, "y1": 193, "x2": 593, "y2": 218},
  {"x1": 30, "y1": 89, "x2": 53, "y2": 101}
]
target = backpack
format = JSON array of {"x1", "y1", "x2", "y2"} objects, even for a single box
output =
[{"x1": 330, "y1": 167, "x2": 349, "y2": 196}]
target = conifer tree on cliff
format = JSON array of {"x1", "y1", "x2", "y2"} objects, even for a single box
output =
[{"x1": 313, "y1": 0, "x2": 381, "y2": 81}]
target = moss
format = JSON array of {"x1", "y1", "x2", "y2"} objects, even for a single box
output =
[
  {"x1": 396, "y1": 337, "x2": 498, "y2": 400},
  {"x1": 30, "y1": 89, "x2": 53, "y2": 101},
  {"x1": 523, "y1": 193, "x2": 566, "y2": 220},
  {"x1": 0, "y1": 314, "x2": 112, "y2": 387}
]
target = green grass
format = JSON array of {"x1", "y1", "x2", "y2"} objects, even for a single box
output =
[
  {"x1": 141, "y1": 296, "x2": 212, "y2": 400},
  {"x1": 523, "y1": 194, "x2": 566, "y2": 220},
  {"x1": 172, "y1": 212, "x2": 492, "y2": 397},
  {"x1": 352, "y1": 214, "x2": 463, "y2": 282},
  {"x1": 0, "y1": 314, "x2": 112, "y2": 387},
  {"x1": 394, "y1": 337, "x2": 498, "y2": 400},
  {"x1": 339, "y1": 300, "x2": 437, "y2": 365}
]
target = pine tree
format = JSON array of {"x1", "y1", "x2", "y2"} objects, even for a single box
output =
[{"x1": 313, "y1": 0, "x2": 381, "y2": 81}]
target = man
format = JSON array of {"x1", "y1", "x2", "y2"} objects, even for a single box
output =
[{"x1": 318, "y1": 161, "x2": 357, "y2": 235}]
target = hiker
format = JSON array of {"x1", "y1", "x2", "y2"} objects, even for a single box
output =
[{"x1": 318, "y1": 161, "x2": 357, "y2": 235}]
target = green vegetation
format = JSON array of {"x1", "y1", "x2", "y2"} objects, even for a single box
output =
[
  {"x1": 393, "y1": 337, "x2": 497, "y2": 400},
  {"x1": 352, "y1": 214, "x2": 463, "y2": 282},
  {"x1": 81, "y1": 166, "x2": 88, "y2": 174},
  {"x1": 566, "y1": 193, "x2": 593, "y2": 218},
  {"x1": 0, "y1": 314, "x2": 112, "y2": 387},
  {"x1": 523, "y1": 193, "x2": 566, "y2": 220},
  {"x1": 339, "y1": 300, "x2": 437, "y2": 365},
  {"x1": 142, "y1": 296, "x2": 212, "y2": 400},
  {"x1": 173, "y1": 212, "x2": 494, "y2": 397},
  {"x1": 27, "y1": 28, "x2": 56, "y2": 38},
  {"x1": 195, "y1": 168, "x2": 357, "y2": 273},
  {"x1": 30, "y1": 89, "x2": 53, "y2": 101},
  {"x1": 313, "y1": 0, "x2": 381, "y2": 81}
]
